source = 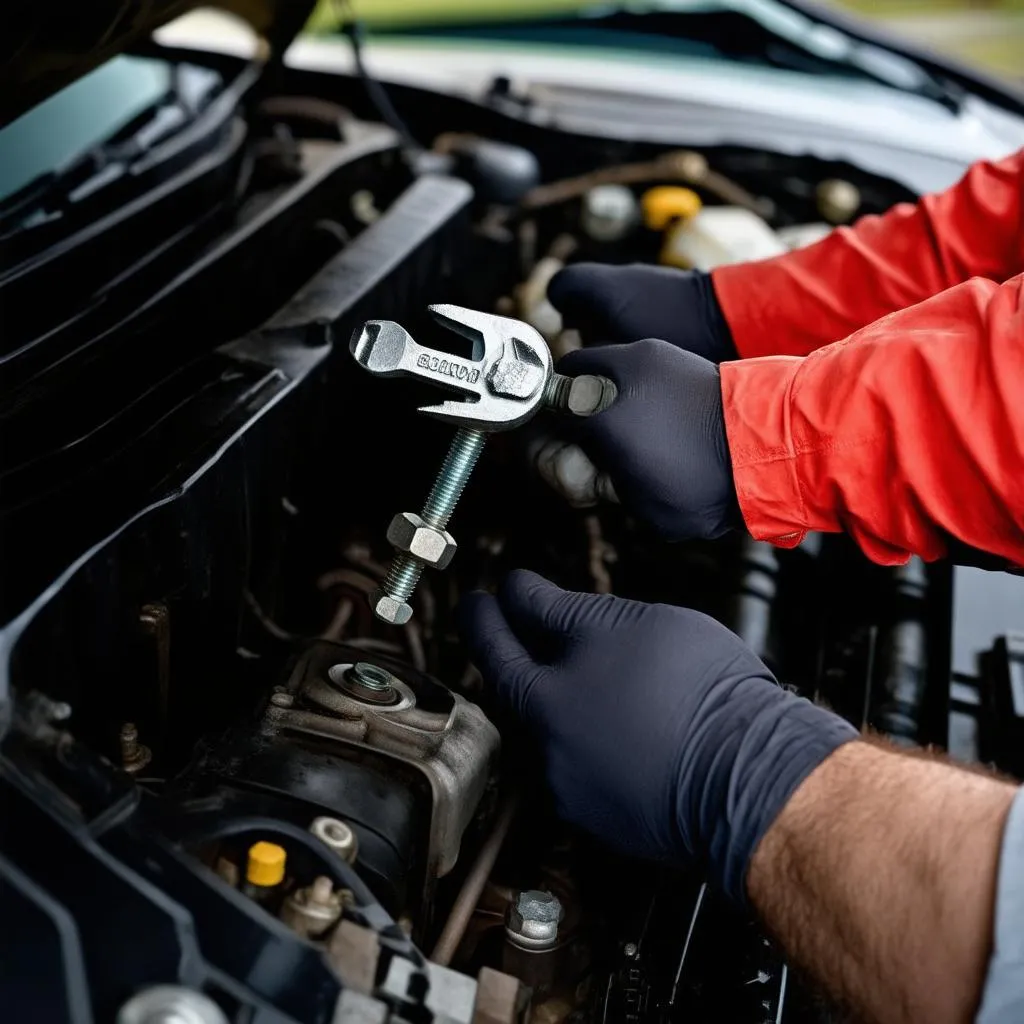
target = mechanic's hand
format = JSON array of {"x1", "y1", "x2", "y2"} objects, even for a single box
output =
[
  {"x1": 548, "y1": 262, "x2": 737, "y2": 363},
  {"x1": 558, "y1": 338, "x2": 739, "y2": 539},
  {"x1": 461, "y1": 571, "x2": 858, "y2": 904}
]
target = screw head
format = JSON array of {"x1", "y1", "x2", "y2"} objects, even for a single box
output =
[
  {"x1": 370, "y1": 588, "x2": 413, "y2": 625},
  {"x1": 507, "y1": 889, "x2": 563, "y2": 949}
]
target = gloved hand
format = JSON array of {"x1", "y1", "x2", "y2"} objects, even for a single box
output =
[
  {"x1": 548, "y1": 263, "x2": 737, "y2": 363},
  {"x1": 558, "y1": 338, "x2": 739, "y2": 539},
  {"x1": 461, "y1": 571, "x2": 858, "y2": 904}
]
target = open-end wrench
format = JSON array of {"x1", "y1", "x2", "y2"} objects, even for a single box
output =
[
  {"x1": 352, "y1": 304, "x2": 615, "y2": 428},
  {"x1": 350, "y1": 304, "x2": 616, "y2": 623}
]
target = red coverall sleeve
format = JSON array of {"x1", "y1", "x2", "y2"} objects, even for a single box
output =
[
  {"x1": 711, "y1": 149, "x2": 1024, "y2": 358},
  {"x1": 720, "y1": 274, "x2": 1024, "y2": 567}
]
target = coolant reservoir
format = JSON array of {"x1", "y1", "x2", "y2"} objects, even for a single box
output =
[{"x1": 642, "y1": 186, "x2": 786, "y2": 270}]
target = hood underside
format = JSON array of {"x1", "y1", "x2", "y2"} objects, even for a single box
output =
[{"x1": 0, "y1": 0, "x2": 316, "y2": 129}]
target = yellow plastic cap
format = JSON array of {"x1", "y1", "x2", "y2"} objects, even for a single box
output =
[
  {"x1": 641, "y1": 186, "x2": 703, "y2": 231},
  {"x1": 246, "y1": 841, "x2": 286, "y2": 887}
]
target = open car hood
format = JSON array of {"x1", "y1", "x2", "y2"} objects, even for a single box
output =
[{"x1": 0, "y1": 0, "x2": 317, "y2": 129}]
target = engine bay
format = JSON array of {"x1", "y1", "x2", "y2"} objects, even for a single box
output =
[{"x1": 2, "y1": 35, "x2": 1018, "y2": 1024}]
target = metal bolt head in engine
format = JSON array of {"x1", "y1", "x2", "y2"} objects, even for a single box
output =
[
  {"x1": 506, "y1": 889, "x2": 563, "y2": 950},
  {"x1": 386, "y1": 512, "x2": 458, "y2": 569},
  {"x1": 370, "y1": 588, "x2": 414, "y2": 626},
  {"x1": 350, "y1": 662, "x2": 393, "y2": 692},
  {"x1": 117, "y1": 986, "x2": 228, "y2": 1024},
  {"x1": 328, "y1": 661, "x2": 400, "y2": 705},
  {"x1": 310, "y1": 815, "x2": 359, "y2": 864}
]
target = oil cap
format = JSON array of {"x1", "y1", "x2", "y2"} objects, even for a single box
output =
[
  {"x1": 246, "y1": 841, "x2": 286, "y2": 887},
  {"x1": 641, "y1": 186, "x2": 702, "y2": 231}
]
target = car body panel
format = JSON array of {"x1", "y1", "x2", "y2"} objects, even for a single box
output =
[{"x1": 158, "y1": 13, "x2": 1024, "y2": 194}]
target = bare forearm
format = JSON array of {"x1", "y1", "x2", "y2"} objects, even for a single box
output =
[{"x1": 747, "y1": 740, "x2": 1017, "y2": 1024}]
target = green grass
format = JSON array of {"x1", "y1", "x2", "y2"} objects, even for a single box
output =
[
  {"x1": 307, "y1": 0, "x2": 596, "y2": 32},
  {"x1": 307, "y1": 0, "x2": 1024, "y2": 79},
  {"x1": 840, "y1": 0, "x2": 1024, "y2": 12}
]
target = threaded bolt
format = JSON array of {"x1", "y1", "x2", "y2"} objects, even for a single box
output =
[
  {"x1": 372, "y1": 428, "x2": 486, "y2": 623},
  {"x1": 120, "y1": 722, "x2": 152, "y2": 774},
  {"x1": 422, "y1": 428, "x2": 487, "y2": 528}
]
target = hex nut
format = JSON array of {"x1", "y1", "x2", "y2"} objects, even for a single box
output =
[
  {"x1": 506, "y1": 890, "x2": 563, "y2": 950},
  {"x1": 386, "y1": 512, "x2": 458, "y2": 570},
  {"x1": 370, "y1": 588, "x2": 413, "y2": 625}
]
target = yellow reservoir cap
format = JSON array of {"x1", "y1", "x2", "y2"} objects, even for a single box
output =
[
  {"x1": 246, "y1": 841, "x2": 286, "y2": 887},
  {"x1": 641, "y1": 186, "x2": 703, "y2": 231}
]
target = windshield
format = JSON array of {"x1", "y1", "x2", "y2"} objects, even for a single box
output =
[
  {"x1": 0, "y1": 56, "x2": 178, "y2": 204},
  {"x1": 310, "y1": 0, "x2": 962, "y2": 107}
]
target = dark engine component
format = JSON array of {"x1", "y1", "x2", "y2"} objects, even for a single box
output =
[{"x1": 178, "y1": 643, "x2": 499, "y2": 919}]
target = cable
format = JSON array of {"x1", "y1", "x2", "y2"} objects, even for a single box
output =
[
  {"x1": 337, "y1": 1, "x2": 420, "y2": 151},
  {"x1": 430, "y1": 793, "x2": 519, "y2": 966}
]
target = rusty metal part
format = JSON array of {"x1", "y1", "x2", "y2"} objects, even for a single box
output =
[
  {"x1": 119, "y1": 723, "x2": 152, "y2": 774},
  {"x1": 473, "y1": 968, "x2": 529, "y2": 1024},
  {"x1": 501, "y1": 931, "x2": 591, "y2": 1004},
  {"x1": 431, "y1": 794, "x2": 519, "y2": 966},
  {"x1": 280, "y1": 875, "x2": 344, "y2": 939},
  {"x1": 271, "y1": 644, "x2": 500, "y2": 881},
  {"x1": 522, "y1": 150, "x2": 769, "y2": 217}
]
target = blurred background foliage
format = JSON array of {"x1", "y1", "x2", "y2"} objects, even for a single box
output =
[{"x1": 307, "y1": 0, "x2": 1023, "y2": 82}]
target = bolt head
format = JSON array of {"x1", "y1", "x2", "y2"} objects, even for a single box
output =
[
  {"x1": 485, "y1": 337, "x2": 547, "y2": 400},
  {"x1": 507, "y1": 889, "x2": 563, "y2": 949},
  {"x1": 567, "y1": 375, "x2": 617, "y2": 417},
  {"x1": 386, "y1": 512, "x2": 458, "y2": 570},
  {"x1": 370, "y1": 588, "x2": 413, "y2": 625}
]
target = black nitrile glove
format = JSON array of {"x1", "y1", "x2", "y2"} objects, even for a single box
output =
[
  {"x1": 461, "y1": 571, "x2": 858, "y2": 905},
  {"x1": 549, "y1": 263, "x2": 737, "y2": 363},
  {"x1": 560, "y1": 339, "x2": 739, "y2": 539}
]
